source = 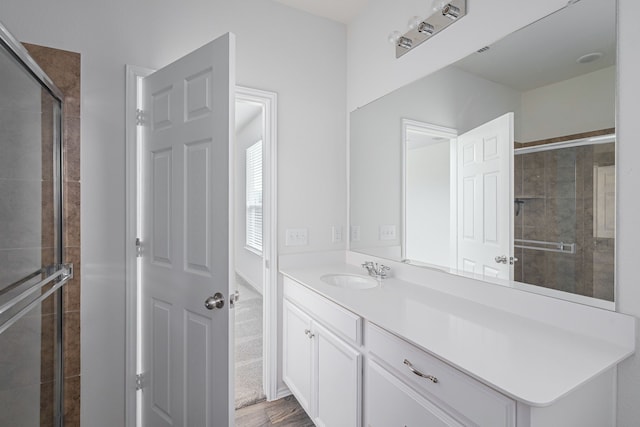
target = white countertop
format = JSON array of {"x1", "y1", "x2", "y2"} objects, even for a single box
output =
[{"x1": 280, "y1": 262, "x2": 635, "y2": 407}]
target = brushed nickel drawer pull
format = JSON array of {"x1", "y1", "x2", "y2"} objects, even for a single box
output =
[{"x1": 404, "y1": 359, "x2": 438, "y2": 383}]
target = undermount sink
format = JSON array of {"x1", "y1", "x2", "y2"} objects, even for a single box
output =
[{"x1": 320, "y1": 274, "x2": 379, "y2": 290}]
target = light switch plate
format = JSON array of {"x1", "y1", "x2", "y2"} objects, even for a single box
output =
[
  {"x1": 379, "y1": 225, "x2": 396, "y2": 241},
  {"x1": 350, "y1": 225, "x2": 361, "y2": 242},
  {"x1": 285, "y1": 228, "x2": 308, "y2": 246},
  {"x1": 332, "y1": 226, "x2": 343, "y2": 243}
]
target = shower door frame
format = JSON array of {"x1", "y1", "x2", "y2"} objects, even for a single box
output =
[{"x1": 0, "y1": 20, "x2": 69, "y2": 427}]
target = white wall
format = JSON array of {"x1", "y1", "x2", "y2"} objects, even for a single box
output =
[
  {"x1": 520, "y1": 66, "x2": 616, "y2": 142},
  {"x1": 235, "y1": 111, "x2": 264, "y2": 293},
  {"x1": 0, "y1": 1, "x2": 347, "y2": 425},
  {"x1": 348, "y1": 0, "x2": 640, "y2": 425},
  {"x1": 405, "y1": 142, "x2": 450, "y2": 266},
  {"x1": 615, "y1": 1, "x2": 640, "y2": 425}
]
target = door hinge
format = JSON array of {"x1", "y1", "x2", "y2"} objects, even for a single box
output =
[
  {"x1": 136, "y1": 237, "x2": 142, "y2": 258},
  {"x1": 136, "y1": 108, "x2": 145, "y2": 126},
  {"x1": 135, "y1": 373, "x2": 144, "y2": 391}
]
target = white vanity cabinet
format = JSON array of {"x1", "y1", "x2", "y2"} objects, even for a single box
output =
[
  {"x1": 283, "y1": 277, "x2": 363, "y2": 426},
  {"x1": 280, "y1": 269, "x2": 628, "y2": 427},
  {"x1": 365, "y1": 322, "x2": 516, "y2": 427}
]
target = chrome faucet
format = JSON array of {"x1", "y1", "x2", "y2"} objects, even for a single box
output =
[{"x1": 361, "y1": 261, "x2": 391, "y2": 279}]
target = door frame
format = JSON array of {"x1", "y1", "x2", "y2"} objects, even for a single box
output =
[{"x1": 125, "y1": 66, "x2": 279, "y2": 427}]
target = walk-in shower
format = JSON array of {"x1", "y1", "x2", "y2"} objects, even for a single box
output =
[
  {"x1": 513, "y1": 134, "x2": 615, "y2": 301},
  {"x1": 0, "y1": 22, "x2": 72, "y2": 426}
]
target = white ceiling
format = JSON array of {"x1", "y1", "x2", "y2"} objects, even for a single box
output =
[
  {"x1": 454, "y1": 0, "x2": 616, "y2": 91},
  {"x1": 272, "y1": 0, "x2": 368, "y2": 24}
]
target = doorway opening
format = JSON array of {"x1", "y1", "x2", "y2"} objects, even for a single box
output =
[{"x1": 233, "y1": 94, "x2": 269, "y2": 410}]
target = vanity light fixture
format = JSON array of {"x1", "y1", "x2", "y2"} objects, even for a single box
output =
[
  {"x1": 398, "y1": 36, "x2": 414, "y2": 50},
  {"x1": 418, "y1": 22, "x2": 435, "y2": 36},
  {"x1": 389, "y1": 0, "x2": 467, "y2": 58},
  {"x1": 442, "y1": 4, "x2": 461, "y2": 20}
]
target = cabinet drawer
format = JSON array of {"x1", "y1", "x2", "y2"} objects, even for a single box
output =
[
  {"x1": 367, "y1": 323, "x2": 515, "y2": 427},
  {"x1": 283, "y1": 277, "x2": 362, "y2": 345},
  {"x1": 367, "y1": 360, "x2": 464, "y2": 427}
]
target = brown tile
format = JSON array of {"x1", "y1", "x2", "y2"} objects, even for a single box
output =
[
  {"x1": 64, "y1": 311, "x2": 81, "y2": 378},
  {"x1": 523, "y1": 152, "x2": 544, "y2": 170},
  {"x1": 40, "y1": 381, "x2": 55, "y2": 427},
  {"x1": 522, "y1": 168, "x2": 544, "y2": 197},
  {"x1": 23, "y1": 43, "x2": 81, "y2": 119},
  {"x1": 64, "y1": 247, "x2": 81, "y2": 312},
  {"x1": 521, "y1": 249, "x2": 546, "y2": 287},
  {"x1": 41, "y1": 92, "x2": 55, "y2": 182},
  {"x1": 64, "y1": 375, "x2": 81, "y2": 427},
  {"x1": 41, "y1": 180, "x2": 56, "y2": 250},
  {"x1": 546, "y1": 198, "x2": 577, "y2": 242},
  {"x1": 40, "y1": 313, "x2": 57, "y2": 383},
  {"x1": 40, "y1": 282, "x2": 57, "y2": 316},
  {"x1": 64, "y1": 117, "x2": 81, "y2": 182},
  {"x1": 64, "y1": 181, "x2": 81, "y2": 247},
  {"x1": 546, "y1": 166, "x2": 576, "y2": 199},
  {"x1": 593, "y1": 268, "x2": 615, "y2": 301},
  {"x1": 522, "y1": 198, "x2": 545, "y2": 228}
]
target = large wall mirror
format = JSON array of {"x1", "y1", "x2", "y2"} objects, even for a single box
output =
[{"x1": 350, "y1": 0, "x2": 616, "y2": 306}]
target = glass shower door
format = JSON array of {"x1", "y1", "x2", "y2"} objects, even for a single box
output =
[{"x1": 0, "y1": 23, "x2": 71, "y2": 427}]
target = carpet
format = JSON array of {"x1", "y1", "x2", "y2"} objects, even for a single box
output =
[{"x1": 234, "y1": 278, "x2": 266, "y2": 409}]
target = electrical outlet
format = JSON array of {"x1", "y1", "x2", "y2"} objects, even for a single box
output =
[
  {"x1": 350, "y1": 225, "x2": 361, "y2": 242},
  {"x1": 285, "y1": 228, "x2": 308, "y2": 246},
  {"x1": 379, "y1": 224, "x2": 396, "y2": 241},
  {"x1": 332, "y1": 226, "x2": 343, "y2": 243}
]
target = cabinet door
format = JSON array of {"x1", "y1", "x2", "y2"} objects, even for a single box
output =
[
  {"x1": 283, "y1": 300, "x2": 313, "y2": 412},
  {"x1": 314, "y1": 323, "x2": 362, "y2": 427},
  {"x1": 366, "y1": 361, "x2": 464, "y2": 427}
]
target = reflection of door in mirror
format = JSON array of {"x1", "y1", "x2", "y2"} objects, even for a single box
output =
[{"x1": 457, "y1": 113, "x2": 514, "y2": 279}]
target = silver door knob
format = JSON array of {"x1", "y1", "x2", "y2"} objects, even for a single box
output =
[
  {"x1": 495, "y1": 255, "x2": 518, "y2": 265},
  {"x1": 204, "y1": 292, "x2": 225, "y2": 310}
]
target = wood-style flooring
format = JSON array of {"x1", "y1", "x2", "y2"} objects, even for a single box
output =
[{"x1": 235, "y1": 395, "x2": 314, "y2": 426}]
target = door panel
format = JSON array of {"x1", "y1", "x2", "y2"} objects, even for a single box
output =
[
  {"x1": 457, "y1": 113, "x2": 513, "y2": 279},
  {"x1": 141, "y1": 33, "x2": 235, "y2": 427}
]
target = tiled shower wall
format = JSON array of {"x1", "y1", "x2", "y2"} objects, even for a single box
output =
[
  {"x1": 24, "y1": 43, "x2": 81, "y2": 426},
  {"x1": 513, "y1": 142, "x2": 615, "y2": 301}
]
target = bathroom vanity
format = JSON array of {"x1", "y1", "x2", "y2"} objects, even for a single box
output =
[{"x1": 280, "y1": 253, "x2": 635, "y2": 427}]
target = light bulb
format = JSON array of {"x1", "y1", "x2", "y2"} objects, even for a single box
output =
[
  {"x1": 408, "y1": 16, "x2": 422, "y2": 31},
  {"x1": 388, "y1": 30, "x2": 402, "y2": 44},
  {"x1": 430, "y1": 0, "x2": 448, "y2": 12}
]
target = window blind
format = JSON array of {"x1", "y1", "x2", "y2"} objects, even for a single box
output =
[{"x1": 246, "y1": 140, "x2": 263, "y2": 253}]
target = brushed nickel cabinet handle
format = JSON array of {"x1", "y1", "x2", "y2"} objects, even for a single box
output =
[{"x1": 403, "y1": 359, "x2": 438, "y2": 383}]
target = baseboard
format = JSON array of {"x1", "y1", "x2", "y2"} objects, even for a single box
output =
[
  {"x1": 235, "y1": 271, "x2": 263, "y2": 296},
  {"x1": 274, "y1": 385, "x2": 291, "y2": 401}
]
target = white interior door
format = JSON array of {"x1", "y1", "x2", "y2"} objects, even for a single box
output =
[
  {"x1": 140, "y1": 33, "x2": 235, "y2": 427},
  {"x1": 457, "y1": 113, "x2": 513, "y2": 279}
]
